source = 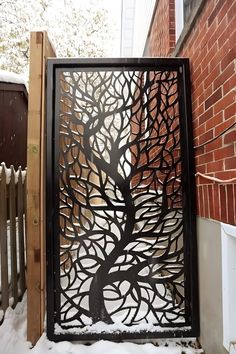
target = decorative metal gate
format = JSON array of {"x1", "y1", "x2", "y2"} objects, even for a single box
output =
[{"x1": 46, "y1": 58, "x2": 199, "y2": 341}]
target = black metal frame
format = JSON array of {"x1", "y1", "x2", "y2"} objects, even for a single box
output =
[{"x1": 46, "y1": 58, "x2": 199, "y2": 342}]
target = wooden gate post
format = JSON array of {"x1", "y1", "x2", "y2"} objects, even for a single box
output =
[{"x1": 27, "y1": 31, "x2": 56, "y2": 344}]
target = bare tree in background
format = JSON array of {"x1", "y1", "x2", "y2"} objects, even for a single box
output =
[{"x1": 0, "y1": 0, "x2": 114, "y2": 80}]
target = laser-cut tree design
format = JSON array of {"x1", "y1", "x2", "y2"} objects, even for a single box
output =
[{"x1": 57, "y1": 69, "x2": 185, "y2": 330}]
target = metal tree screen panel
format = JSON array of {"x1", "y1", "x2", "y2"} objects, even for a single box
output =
[{"x1": 46, "y1": 58, "x2": 199, "y2": 341}]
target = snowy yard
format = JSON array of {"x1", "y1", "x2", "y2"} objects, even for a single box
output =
[{"x1": 0, "y1": 294, "x2": 203, "y2": 354}]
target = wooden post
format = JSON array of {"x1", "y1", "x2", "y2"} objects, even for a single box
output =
[{"x1": 27, "y1": 31, "x2": 55, "y2": 344}]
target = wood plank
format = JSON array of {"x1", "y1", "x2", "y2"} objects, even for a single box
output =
[
  {"x1": 17, "y1": 167, "x2": 26, "y2": 296},
  {"x1": 27, "y1": 31, "x2": 56, "y2": 345},
  {"x1": 9, "y1": 166, "x2": 18, "y2": 307},
  {"x1": 27, "y1": 31, "x2": 44, "y2": 344},
  {"x1": 0, "y1": 164, "x2": 9, "y2": 311}
]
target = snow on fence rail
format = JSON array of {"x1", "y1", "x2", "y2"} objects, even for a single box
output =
[{"x1": 0, "y1": 163, "x2": 26, "y2": 321}]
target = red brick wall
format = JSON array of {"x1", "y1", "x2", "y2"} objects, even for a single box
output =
[
  {"x1": 148, "y1": 0, "x2": 175, "y2": 56},
  {"x1": 146, "y1": 0, "x2": 236, "y2": 225}
]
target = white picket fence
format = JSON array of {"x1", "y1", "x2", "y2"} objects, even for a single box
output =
[{"x1": 0, "y1": 163, "x2": 26, "y2": 320}]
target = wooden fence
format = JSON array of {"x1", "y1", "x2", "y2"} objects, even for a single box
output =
[
  {"x1": 0, "y1": 81, "x2": 28, "y2": 169},
  {"x1": 0, "y1": 162, "x2": 26, "y2": 320}
]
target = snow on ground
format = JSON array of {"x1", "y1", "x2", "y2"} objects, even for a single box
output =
[{"x1": 0, "y1": 294, "x2": 203, "y2": 354}]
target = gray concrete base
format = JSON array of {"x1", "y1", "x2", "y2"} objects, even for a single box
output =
[{"x1": 197, "y1": 217, "x2": 228, "y2": 354}]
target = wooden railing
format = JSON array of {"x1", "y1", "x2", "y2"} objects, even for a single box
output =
[{"x1": 0, "y1": 163, "x2": 26, "y2": 320}]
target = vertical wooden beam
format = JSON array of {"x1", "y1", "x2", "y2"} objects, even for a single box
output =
[{"x1": 27, "y1": 31, "x2": 55, "y2": 345}]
